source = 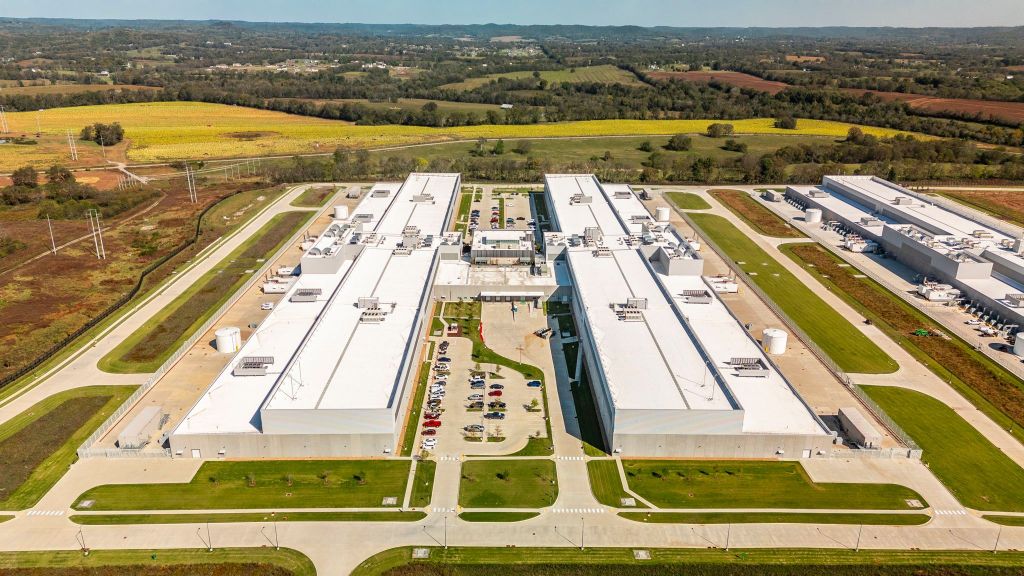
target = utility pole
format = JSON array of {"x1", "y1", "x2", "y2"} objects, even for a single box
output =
[
  {"x1": 99, "y1": 132, "x2": 106, "y2": 160},
  {"x1": 0, "y1": 104, "x2": 8, "y2": 133},
  {"x1": 35, "y1": 108, "x2": 42, "y2": 137},
  {"x1": 46, "y1": 214, "x2": 56, "y2": 255},
  {"x1": 185, "y1": 164, "x2": 197, "y2": 203},
  {"x1": 86, "y1": 209, "x2": 106, "y2": 260}
]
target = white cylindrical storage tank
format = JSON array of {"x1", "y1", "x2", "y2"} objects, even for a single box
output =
[
  {"x1": 215, "y1": 327, "x2": 241, "y2": 353},
  {"x1": 805, "y1": 208, "x2": 823, "y2": 224},
  {"x1": 1014, "y1": 332, "x2": 1024, "y2": 357},
  {"x1": 655, "y1": 206, "x2": 670, "y2": 223},
  {"x1": 333, "y1": 205, "x2": 349, "y2": 220},
  {"x1": 762, "y1": 328, "x2": 788, "y2": 355}
]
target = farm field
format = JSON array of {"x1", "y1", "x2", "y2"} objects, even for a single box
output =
[
  {"x1": 0, "y1": 549, "x2": 314, "y2": 576},
  {"x1": 647, "y1": 70, "x2": 791, "y2": 94},
  {"x1": 930, "y1": 188, "x2": 1024, "y2": 228},
  {"x1": 352, "y1": 547, "x2": 1024, "y2": 576},
  {"x1": 100, "y1": 210, "x2": 312, "y2": 373},
  {"x1": 864, "y1": 386, "x2": 1024, "y2": 512},
  {"x1": 441, "y1": 65, "x2": 644, "y2": 90},
  {"x1": 74, "y1": 460, "x2": 414, "y2": 510},
  {"x1": 458, "y1": 459, "x2": 558, "y2": 509},
  {"x1": 686, "y1": 212, "x2": 898, "y2": 374},
  {"x1": 0, "y1": 385, "x2": 135, "y2": 510},
  {"x1": 605, "y1": 460, "x2": 922, "y2": 509},
  {"x1": 841, "y1": 88, "x2": 1024, "y2": 125},
  {"x1": 619, "y1": 512, "x2": 929, "y2": 525},
  {"x1": 0, "y1": 102, "x2": 912, "y2": 169},
  {"x1": 0, "y1": 83, "x2": 160, "y2": 96},
  {"x1": 296, "y1": 97, "x2": 504, "y2": 113},
  {"x1": 708, "y1": 188, "x2": 804, "y2": 237},
  {"x1": 782, "y1": 243, "x2": 1024, "y2": 445}
]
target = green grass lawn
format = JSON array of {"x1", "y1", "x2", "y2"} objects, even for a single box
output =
[
  {"x1": 782, "y1": 243, "x2": 1024, "y2": 446},
  {"x1": 618, "y1": 460, "x2": 923, "y2": 509},
  {"x1": 289, "y1": 185, "x2": 335, "y2": 207},
  {"x1": 0, "y1": 385, "x2": 135, "y2": 510},
  {"x1": 458, "y1": 512, "x2": 539, "y2": 522},
  {"x1": 400, "y1": 359, "x2": 433, "y2": 457},
  {"x1": 441, "y1": 65, "x2": 644, "y2": 90},
  {"x1": 864, "y1": 385, "x2": 1024, "y2": 512},
  {"x1": 410, "y1": 460, "x2": 436, "y2": 508},
  {"x1": 983, "y1": 515, "x2": 1024, "y2": 526},
  {"x1": 100, "y1": 210, "x2": 313, "y2": 373},
  {"x1": 587, "y1": 460, "x2": 644, "y2": 508},
  {"x1": 353, "y1": 546, "x2": 1024, "y2": 576},
  {"x1": 74, "y1": 460, "x2": 413, "y2": 511},
  {"x1": 0, "y1": 548, "x2": 315, "y2": 576},
  {"x1": 687, "y1": 212, "x2": 897, "y2": 374},
  {"x1": 664, "y1": 191, "x2": 711, "y2": 210},
  {"x1": 458, "y1": 460, "x2": 558, "y2": 508},
  {"x1": 69, "y1": 511, "x2": 426, "y2": 524},
  {"x1": 619, "y1": 512, "x2": 930, "y2": 525}
]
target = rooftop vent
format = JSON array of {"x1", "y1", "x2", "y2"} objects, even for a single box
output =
[
  {"x1": 728, "y1": 357, "x2": 769, "y2": 378},
  {"x1": 614, "y1": 190, "x2": 632, "y2": 199},
  {"x1": 1006, "y1": 293, "x2": 1024, "y2": 308},
  {"x1": 593, "y1": 247, "x2": 613, "y2": 258},
  {"x1": 411, "y1": 194, "x2": 434, "y2": 203},
  {"x1": 371, "y1": 189, "x2": 391, "y2": 198},
  {"x1": 808, "y1": 190, "x2": 828, "y2": 198},
  {"x1": 353, "y1": 213, "x2": 374, "y2": 222},
  {"x1": 232, "y1": 356, "x2": 274, "y2": 377},
  {"x1": 570, "y1": 193, "x2": 592, "y2": 205},
  {"x1": 678, "y1": 289, "x2": 713, "y2": 304}
]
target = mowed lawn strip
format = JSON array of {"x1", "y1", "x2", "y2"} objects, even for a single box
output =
[
  {"x1": 0, "y1": 548, "x2": 315, "y2": 576},
  {"x1": 664, "y1": 191, "x2": 711, "y2": 210},
  {"x1": 74, "y1": 460, "x2": 413, "y2": 510},
  {"x1": 0, "y1": 386, "x2": 135, "y2": 510},
  {"x1": 459, "y1": 459, "x2": 558, "y2": 509},
  {"x1": 864, "y1": 386, "x2": 1024, "y2": 512},
  {"x1": 409, "y1": 460, "x2": 436, "y2": 508},
  {"x1": 782, "y1": 243, "x2": 1024, "y2": 444},
  {"x1": 353, "y1": 546, "x2": 1024, "y2": 576},
  {"x1": 587, "y1": 460, "x2": 643, "y2": 508},
  {"x1": 708, "y1": 188, "x2": 804, "y2": 238},
  {"x1": 619, "y1": 460, "x2": 923, "y2": 509},
  {"x1": 458, "y1": 512, "x2": 539, "y2": 522},
  {"x1": 290, "y1": 185, "x2": 335, "y2": 207},
  {"x1": 69, "y1": 511, "x2": 426, "y2": 524},
  {"x1": 687, "y1": 212, "x2": 897, "y2": 374},
  {"x1": 619, "y1": 511, "x2": 929, "y2": 525},
  {"x1": 101, "y1": 210, "x2": 312, "y2": 373}
]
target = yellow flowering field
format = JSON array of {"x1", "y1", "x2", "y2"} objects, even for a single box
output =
[{"x1": 0, "y1": 101, "x2": 915, "y2": 169}]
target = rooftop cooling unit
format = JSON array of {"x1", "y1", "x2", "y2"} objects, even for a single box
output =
[
  {"x1": 728, "y1": 357, "x2": 769, "y2": 378},
  {"x1": 371, "y1": 189, "x2": 391, "y2": 198},
  {"x1": 357, "y1": 296, "x2": 380, "y2": 309},
  {"x1": 360, "y1": 309, "x2": 388, "y2": 323},
  {"x1": 625, "y1": 297, "x2": 648, "y2": 310},
  {"x1": 593, "y1": 247, "x2": 613, "y2": 258},
  {"x1": 1006, "y1": 294, "x2": 1024, "y2": 308},
  {"x1": 678, "y1": 289, "x2": 713, "y2": 304},
  {"x1": 617, "y1": 308, "x2": 644, "y2": 322},
  {"x1": 353, "y1": 213, "x2": 374, "y2": 222},
  {"x1": 411, "y1": 194, "x2": 434, "y2": 203},
  {"x1": 290, "y1": 288, "x2": 323, "y2": 303},
  {"x1": 808, "y1": 190, "x2": 828, "y2": 198},
  {"x1": 393, "y1": 245, "x2": 414, "y2": 256},
  {"x1": 232, "y1": 356, "x2": 274, "y2": 377},
  {"x1": 614, "y1": 190, "x2": 632, "y2": 199},
  {"x1": 570, "y1": 193, "x2": 592, "y2": 205}
]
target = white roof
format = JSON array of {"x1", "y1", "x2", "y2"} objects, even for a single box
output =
[
  {"x1": 174, "y1": 173, "x2": 459, "y2": 437},
  {"x1": 545, "y1": 174, "x2": 627, "y2": 236}
]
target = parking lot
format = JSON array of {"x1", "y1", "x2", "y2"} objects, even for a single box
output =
[
  {"x1": 464, "y1": 186, "x2": 538, "y2": 239},
  {"x1": 414, "y1": 310, "x2": 547, "y2": 456}
]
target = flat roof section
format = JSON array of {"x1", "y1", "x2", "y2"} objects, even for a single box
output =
[{"x1": 545, "y1": 174, "x2": 627, "y2": 236}]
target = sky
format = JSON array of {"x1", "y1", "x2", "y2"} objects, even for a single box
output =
[{"x1": 2, "y1": 0, "x2": 1023, "y2": 28}]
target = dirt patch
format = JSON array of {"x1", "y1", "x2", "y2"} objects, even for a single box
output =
[
  {"x1": 223, "y1": 131, "x2": 279, "y2": 140},
  {"x1": 785, "y1": 55, "x2": 826, "y2": 64},
  {"x1": 709, "y1": 189, "x2": 803, "y2": 238},
  {"x1": 841, "y1": 89, "x2": 1024, "y2": 125},
  {"x1": 648, "y1": 71, "x2": 790, "y2": 95}
]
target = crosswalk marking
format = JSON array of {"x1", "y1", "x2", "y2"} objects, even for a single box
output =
[
  {"x1": 556, "y1": 456, "x2": 585, "y2": 461},
  {"x1": 438, "y1": 455, "x2": 460, "y2": 461},
  {"x1": 551, "y1": 507, "x2": 605, "y2": 514},
  {"x1": 26, "y1": 510, "x2": 65, "y2": 517},
  {"x1": 934, "y1": 509, "x2": 967, "y2": 516},
  {"x1": 428, "y1": 507, "x2": 455, "y2": 513}
]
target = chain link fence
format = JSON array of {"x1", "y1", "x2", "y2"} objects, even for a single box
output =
[{"x1": 680, "y1": 211, "x2": 921, "y2": 455}]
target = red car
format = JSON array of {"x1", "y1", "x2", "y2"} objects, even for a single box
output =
[
  {"x1": 423, "y1": 420, "x2": 442, "y2": 428},
  {"x1": 424, "y1": 412, "x2": 441, "y2": 419},
  {"x1": 421, "y1": 428, "x2": 437, "y2": 436},
  {"x1": 487, "y1": 390, "x2": 502, "y2": 397}
]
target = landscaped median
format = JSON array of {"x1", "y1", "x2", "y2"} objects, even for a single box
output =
[
  {"x1": 589, "y1": 460, "x2": 924, "y2": 510},
  {"x1": 664, "y1": 191, "x2": 711, "y2": 211},
  {"x1": 708, "y1": 188, "x2": 804, "y2": 238},
  {"x1": 0, "y1": 385, "x2": 136, "y2": 510},
  {"x1": 619, "y1": 512, "x2": 930, "y2": 525},
  {"x1": 686, "y1": 212, "x2": 897, "y2": 374},
  {"x1": 69, "y1": 511, "x2": 426, "y2": 524},
  {"x1": 100, "y1": 210, "x2": 314, "y2": 373},
  {"x1": 72, "y1": 460, "x2": 427, "y2": 511},
  {"x1": 352, "y1": 547, "x2": 1024, "y2": 576},
  {"x1": 458, "y1": 459, "x2": 557, "y2": 509},
  {"x1": 0, "y1": 548, "x2": 315, "y2": 576}
]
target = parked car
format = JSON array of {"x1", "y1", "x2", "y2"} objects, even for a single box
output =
[
  {"x1": 487, "y1": 390, "x2": 503, "y2": 397},
  {"x1": 489, "y1": 384, "x2": 504, "y2": 390},
  {"x1": 423, "y1": 420, "x2": 442, "y2": 428},
  {"x1": 421, "y1": 438, "x2": 437, "y2": 449},
  {"x1": 527, "y1": 380, "x2": 543, "y2": 387},
  {"x1": 470, "y1": 383, "x2": 485, "y2": 390},
  {"x1": 966, "y1": 319, "x2": 982, "y2": 325},
  {"x1": 421, "y1": 428, "x2": 437, "y2": 436},
  {"x1": 424, "y1": 411, "x2": 441, "y2": 419},
  {"x1": 484, "y1": 412, "x2": 506, "y2": 420},
  {"x1": 468, "y1": 393, "x2": 484, "y2": 401},
  {"x1": 438, "y1": 357, "x2": 452, "y2": 363},
  {"x1": 467, "y1": 401, "x2": 484, "y2": 409},
  {"x1": 464, "y1": 424, "x2": 485, "y2": 432},
  {"x1": 516, "y1": 216, "x2": 526, "y2": 221},
  {"x1": 260, "y1": 302, "x2": 274, "y2": 311},
  {"x1": 488, "y1": 401, "x2": 506, "y2": 409}
]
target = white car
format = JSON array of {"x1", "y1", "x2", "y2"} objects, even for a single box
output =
[
  {"x1": 260, "y1": 302, "x2": 273, "y2": 311},
  {"x1": 421, "y1": 438, "x2": 437, "y2": 449},
  {"x1": 965, "y1": 319, "x2": 982, "y2": 325}
]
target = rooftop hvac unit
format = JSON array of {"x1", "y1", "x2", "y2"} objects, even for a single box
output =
[
  {"x1": 371, "y1": 189, "x2": 391, "y2": 198},
  {"x1": 411, "y1": 194, "x2": 434, "y2": 203},
  {"x1": 617, "y1": 308, "x2": 644, "y2": 322},
  {"x1": 1006, "y1": 294, "x2": 1024, "y2": 308},
  {"x1": 728, "y1": 357, "x2": 770, "y2": 378},
  {"x1": 583, "y1": 227, "x2": 603, "y2": 243},
  {"x1": 403, "y1": 225, "x2": 421, "y2": 235},
  {"x1": 893, "y1": 196, "x2": 913, "y2": 205},
  {"x1": 630, "y1": 214, "x2": 652, "y2": 223},
  {"x1": 808, "y1": 190, "x2": 829, "y2": 198},
  {"x1": 678, "y1": 289, "x2": 713, "y2": 304},
  {"x1": 569, "y1": 193, "x2": 592, "y2": 204},
  {"x1": 357, "y1": 296, "x2": 380, "y2": 309},
  {"x1": 625, "y1": 297, "x2": 648, "y2": 309},
  {"x1": 593, "y1": 247, "x2": 613, "y2": 258},
  {"x1": 614, "y1": 190, "x2": 632, "y2": 199},
  {"x1": 232, "y1": 356, "x2": 274, "y2": 377},
  {"x1": 353, "y1": 213, "x2": 374, "y2": 222},
  {"x1": 290, "y1": 288, "x2": 323, "y2": 302},
  {"x1": 972, "y1": 230, "x2": 994, "y2": 239},
  {"x1": 360, "y1": 309, "x2": 388, "y2": 323},
  {"x1": 393, "y1": 245, "x2": 413, "y2": 256}
]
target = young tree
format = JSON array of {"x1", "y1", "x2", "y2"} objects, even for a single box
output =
[
  {"x1": 706, "y1": 123, "x2": 734, "y2": 138},
  {"x1": 46, "y1": 165, "x2": 75, "y2": 185},
  {"x1": 774, "y1": 116, "x2": 798, "y2": 130},
  {"x1": 665, "y1": 134, "x2": 693, "y2": 151},
  {"x1": 492, "y1": 139, "x2": 506, "y2": 155},
  {"x1": 638, "y1": 140, "x2": 653, "y2": 152},
  {"x1": 513, "y1": 140, "x2": 532, "y2": 155}
]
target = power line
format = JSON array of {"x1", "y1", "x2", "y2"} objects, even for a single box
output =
[{"x1": 66, "y1": 129, "x2": 79, "y2": 161}]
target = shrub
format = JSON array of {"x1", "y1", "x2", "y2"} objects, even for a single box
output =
[
  {"x1": 775, "y1": 116, "x2": 798, "y2": 129},
  {"x1": 706, "y1": 123, "x2": 734, "y2": 138},
  {"x1": 665, "y1": 134, "x2": 692, "y2": 151}
]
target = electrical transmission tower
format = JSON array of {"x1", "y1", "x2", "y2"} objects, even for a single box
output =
[
  {"x1": 66, "y1": 129, "x2": 79, "y2": 161},
  {"x1": 0, "y1": 105, "x2": 8, "y2": 133},
  {"x1": 86, "y1": 209, "x2": 106, "y2": 260},
  {"x1": 185, "y1": 163, "x2": 198, "y2": 203}
]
